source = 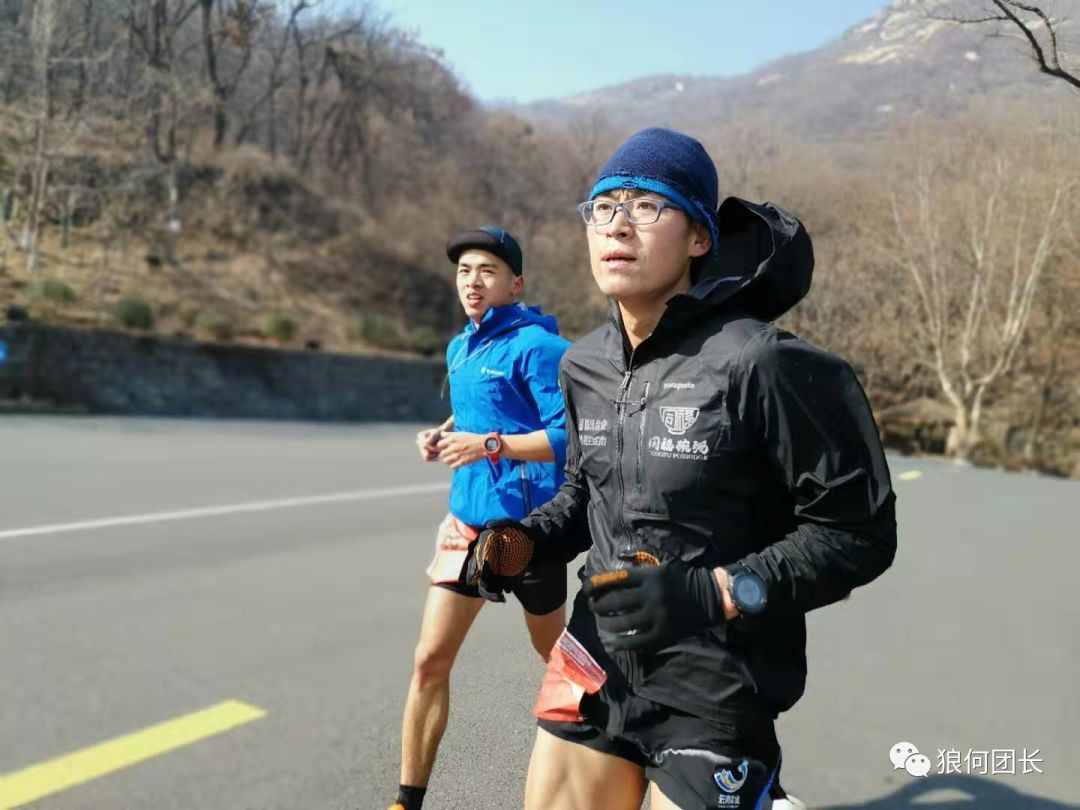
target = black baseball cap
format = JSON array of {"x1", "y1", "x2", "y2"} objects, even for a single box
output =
[{"x1": 446, "y1": 226, "x2": 523, "y2": 276}]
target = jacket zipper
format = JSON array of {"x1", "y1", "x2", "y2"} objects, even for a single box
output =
[
  {"x1": 615, "y1": 354, "x2": 642, "y2": 687},
  {"x1": 636, "y1": 381, "x2": 651, "y2": 492},
  {"x1": 519, "y1": 462, "x2": 532, "y2": 513},
  {"x1": 614, "y1": 359, "x2": 636, "y2": 551},
  {"x1": 629, "y1": 380, "x2": 648, "y2": 687}
]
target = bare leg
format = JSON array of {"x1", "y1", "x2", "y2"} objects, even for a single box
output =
[
  {"x1": 524, "y1": 727, "x2": 647, "y2": 810},
  {"x1": 650, "y1": 782, "x2": 682, "y2": 809},
  {"x1": 523, "y1": 601, "x2": 566, "y2": 661},
  {"x1": 398, "y1": 586, "x2": 484, "y2": 787}
]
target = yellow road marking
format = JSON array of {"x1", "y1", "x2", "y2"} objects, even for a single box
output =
[
  {"x1": 0, "y1": 700, "x2": 266, "y2": 810},
  {"x1": 898, "y1": 470, "x2": 923, "y2": 481}
]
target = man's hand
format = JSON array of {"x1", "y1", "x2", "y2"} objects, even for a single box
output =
[
  {"x1": 416, "y1": 416, "x2": 454, "y2": 462},
  {"x1": 714, "y1": 567, "x2": 741, "y2": 621},
  {"x1": 436, "y1": 431, "x2": 486, "y2": 469},
  {"x1": 465, "y1": 519, "x2": 535, "y2": 602},
  {"x1": 416, "y1": 428, "x2": 442, "y2": 462},
  {"x1": 583, "y1": 560, "x2": 726, "y2": 652}
]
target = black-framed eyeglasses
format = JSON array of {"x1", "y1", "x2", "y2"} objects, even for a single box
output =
[{"x1": 577, "y1": 197, "x2": 682, "y2": 226}]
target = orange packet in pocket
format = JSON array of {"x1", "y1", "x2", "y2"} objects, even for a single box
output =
[
  {"x1": 426, "y1": 514, "x2": 478, "y2": 584},
  {"x1": 534, "y1": 629, "x2": 607, "y2": 723}
]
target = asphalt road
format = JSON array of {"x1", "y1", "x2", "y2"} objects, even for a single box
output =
[{"x1": 0, "y1": 417, "x2": 1076, "y2": 810}]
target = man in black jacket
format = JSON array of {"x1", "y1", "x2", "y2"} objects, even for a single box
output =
[{"x1": 470, "y1": 127, "x2": 897, "y2": 810}]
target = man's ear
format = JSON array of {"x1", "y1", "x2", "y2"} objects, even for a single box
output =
[
  {"x1": 512, "y1": 274, "x2": 525, "y2": 298},
  {"x1": 689, "y1": 222, "x2": 712, "y2": 259}
]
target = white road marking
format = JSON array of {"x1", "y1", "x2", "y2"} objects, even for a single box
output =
[
  {"x1": 0, "y1": 482, "x2": 449, "y2": 540},
  {"x1": 898, "y1": 470, "x2": 924, "y2": 481}
]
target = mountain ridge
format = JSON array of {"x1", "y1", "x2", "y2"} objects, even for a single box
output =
[{"x1": 514, "y1": 0, "x2": 1075, "y2": 138}]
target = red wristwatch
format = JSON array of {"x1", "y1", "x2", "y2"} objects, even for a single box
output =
[{"x1": 482, "y1": 432, "x2": 503, "y2": 462}]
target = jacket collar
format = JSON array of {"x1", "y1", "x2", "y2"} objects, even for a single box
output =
[{"x1": 457, "y1": 303, "x2": 531, "y2": 352}]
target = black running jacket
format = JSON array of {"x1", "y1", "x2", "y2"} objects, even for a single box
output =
[{"x1": 521, "y1": 197, "x2": 897, "y2": 722}]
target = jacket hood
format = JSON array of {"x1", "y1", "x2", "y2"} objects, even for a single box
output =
[
  {"x1": 699, "y1": 197, "x2": 814, "y2": 321},
  {"x1": 606, "y1": 197, "x2": 814, "y2": 333}
]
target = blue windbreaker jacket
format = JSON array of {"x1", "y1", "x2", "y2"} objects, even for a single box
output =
[{"x1": 447, "y1": 303, "x2": 569, "y2": 528}]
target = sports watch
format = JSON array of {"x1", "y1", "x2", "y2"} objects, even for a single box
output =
[
  {"x1": 482, "y1": 432, "x2": 503, "y2": 462},
  {"x1": 726, "y1": 567, "x2": 768, "y2": 617}
]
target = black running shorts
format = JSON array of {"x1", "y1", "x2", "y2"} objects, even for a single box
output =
[
  {"x1": 539, "y1": 687, "x2": 787, "y2": 810},
  {"x1": 435, "y1": 559, "x2": 567, "y2": 616},
  {"x1": 427, "y1": 513, "x2": 566, "y2": 616}
]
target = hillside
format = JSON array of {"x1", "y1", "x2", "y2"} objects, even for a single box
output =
[
  {"x1": 517, "y1": 0, "x2": 1076, "y2": 139},
  {"x1": 1, "y1": 0, "x2": 1077, "y2": 474}
]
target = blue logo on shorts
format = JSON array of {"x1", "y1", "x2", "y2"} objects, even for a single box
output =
[{"x1": 714, "y1": 759, "x2": 749, "y2": 793}]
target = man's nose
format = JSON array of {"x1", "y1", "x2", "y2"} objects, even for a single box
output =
[{"x1": 603, "y1": 207, "x2": 633, "y2": 238}]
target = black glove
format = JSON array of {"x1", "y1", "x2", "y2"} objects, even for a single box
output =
[
  {"x1": 583, "y1": 560, "x2": 725, "y2": 652},
  {"x1": 465, "y1": 519, "x2": 535, "y2": 603}
]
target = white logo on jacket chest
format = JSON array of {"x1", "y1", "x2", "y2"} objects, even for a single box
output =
[
  {"x1": 659, "y1": 406, "x2": 699, "y2": 436},
  {"x1": 648, "y1": 406, "x2": 708, "y2": 461},
  {"x1": 648, "y1": 435, "x2": 709, "y2": 459},
  {"x1": 579, "y1": 417, "x2": 609, "y2": 448}
]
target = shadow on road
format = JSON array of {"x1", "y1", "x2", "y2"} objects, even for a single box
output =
[{"x1": 819, "y1": 774, "x2": 1074, "y2": 809}]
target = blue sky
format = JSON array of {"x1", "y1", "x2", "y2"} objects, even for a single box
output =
[{"x1": 369, "y1": 0, "x2": 890, "y2": 103}]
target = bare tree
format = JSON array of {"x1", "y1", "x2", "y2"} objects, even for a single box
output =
[
  {"x1": 316, "y1": 10, "x2": 409, "y2": 195},
  {"x1": 8, "y1": 0, "x2": 99, "y2": 276},
  {"x1": 121, "y1": 0, "x2": 201, "y2": 261},
  {"x1": 564, "y1": 110, "x2": 614, "y2": 193},
  {"x1": 18, "y1": 0, "x2": 59, "y2": 275},
  {"x1": 889, "y1": 137, "x2": 1072, "y2": 459},
  {"x1": 932, "y1": 0, "x2": 1080, "y2": 90},
  {"x1": 230, "y1": 0, "x2": 312, "y2": 153},
  {"x1": 704, "y1": 118, "x2": 784, "y2": 201},
  {"x1": 288, "y1": 13, "x2": 370, "y2": 173},
  {"x1": 199, "y1": 0, "x2": 262, "y2": 147}
]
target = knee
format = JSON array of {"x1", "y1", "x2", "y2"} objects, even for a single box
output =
[
  {"x1": 412, "y1": 643, "x2": 454, "y2": 689},
  {"x1": 527, "y1": 614, "x2": 564, "y2": 662}
]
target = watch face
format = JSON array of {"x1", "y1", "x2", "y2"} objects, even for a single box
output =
[
  {"x1": 484, "y1": 437, "x2": 500, "y2": 452},
  {"x1": 733, "y1": 573, "x2": 767, "y2": 612}
]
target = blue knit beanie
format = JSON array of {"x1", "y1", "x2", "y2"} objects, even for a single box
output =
[{"x1": 590, "y1": 127, "x2": 720, "y2": 256}]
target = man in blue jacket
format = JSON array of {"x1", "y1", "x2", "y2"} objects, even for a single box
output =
[{"x1": 389, "y1": 227, "x2": 570, "y2": 810}]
